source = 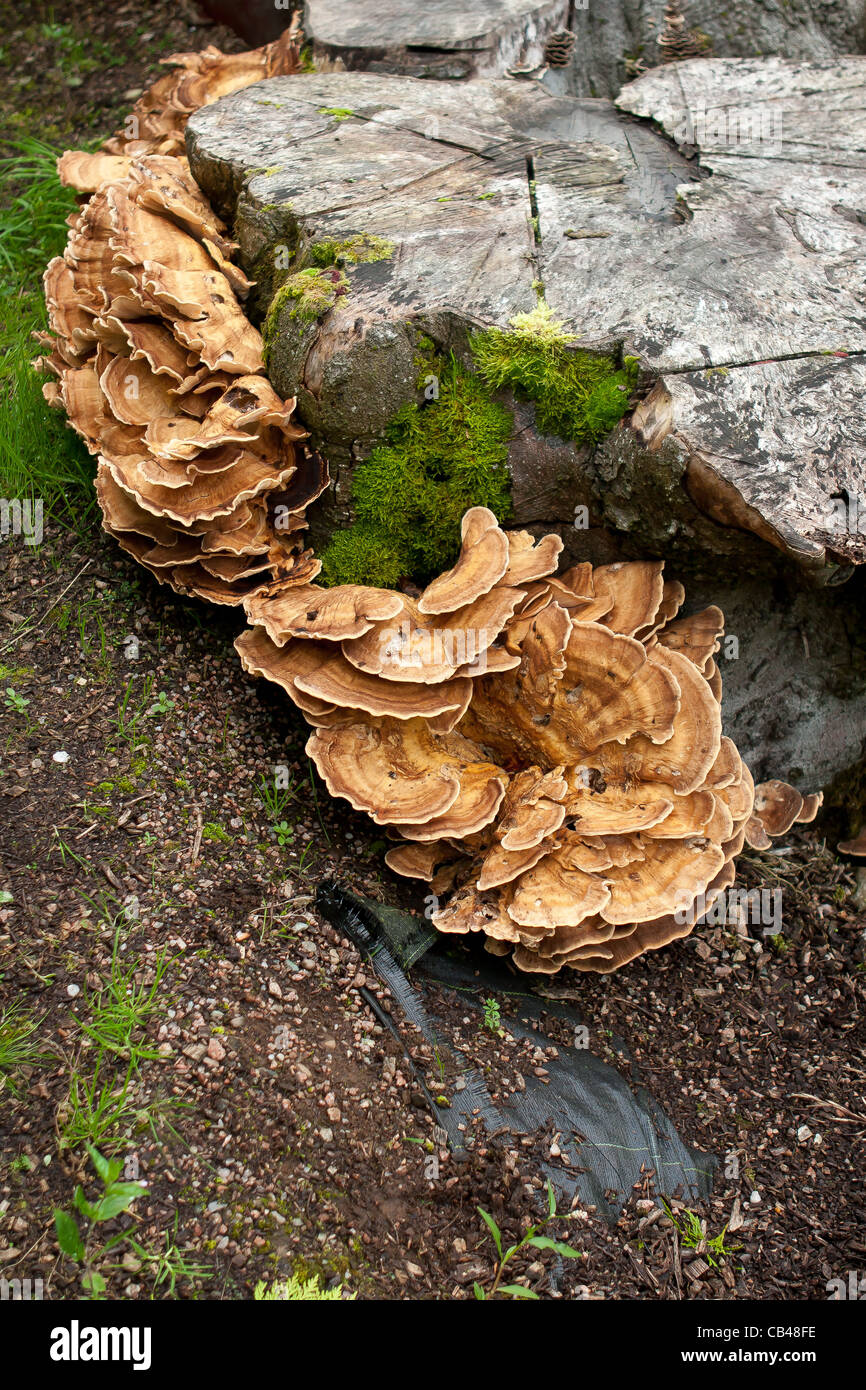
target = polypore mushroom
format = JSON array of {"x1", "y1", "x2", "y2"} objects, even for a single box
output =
[
  {"x1": 746, "y1": 779, "x2": 804, "y2": 844},
  {"x1": 244, "y1": 583, "x2": 404, "y2": 646},
  {"x1": 99, "y1": 25, "x2": 303, "y2": 160},
  {"x1": 341, "y1": 586, "x2": 526, "y2": 684},
  {"x1": 341, "y1": 543, "x2": 793, "y2": 973},
  {"x1": 417, "y1": 507, "x2": 509, "y2": 614},
  {"x1": 231, "y1": 514, "x2": 801, "y2": 971},
  {"x1": 305, "y1": 718, "x2": 507, "y2": 829},
  {"x1": 235, "y1": 626, "x2": 473, "y2": 727},
  {"x1": 44, "y1": 110, "x2": 321, "y2": 606},
  {"x1": 45, "y1": 32, "x2": 805, "y2": 977}
]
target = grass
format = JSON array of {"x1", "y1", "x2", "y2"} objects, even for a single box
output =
[
  {"x1": 0, "y1": 1001, "x2": 51, "y2": 1097},
  {"x1": 256, "y1": 769, "x2": 297, "y2": 820},
  {"x1": 113, "y1": 674, "x2": 159, "y2": 765},
  {"x1": 0, "y1": 138, "x2": 96, "y2": 529},
  {"x1": 256, "y1": 770, "x2": 299, "y2": 850},
  {"x1": 60, "y1": 1053, "x2": 181, "y2": 1154},
  {"x1": 59, "y1": 912, "x2": 181, "y2": 1153},
  {"x1": 126, "y1": 1214, "x2": 213, "y2": 1298},
  {"x1": 76, "y1": 926, "x2": 171, "y2": 1067},
  {"x1": 55, "y1": 1143, "x2": 212, "y2": 1298}
]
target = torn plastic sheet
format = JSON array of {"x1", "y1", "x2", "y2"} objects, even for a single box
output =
[{"x1": 316, "y1": 883, "x2": 715, "y2": 1221}]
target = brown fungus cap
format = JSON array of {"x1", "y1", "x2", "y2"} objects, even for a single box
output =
[
  {"x1": 657, "y1": 606, "x2": 725, "y2": 671},
  {"x1": 244, "y1": 583, "x2": 402, "y2": 647},
  {"x1": 417, "y1": 507, "x2": 509, "y2": 615},
  {"x1": 341, "y1": 587, "x2": 525, "y2": 685},
  {"x1": 305, "y1": 718, "x2": 506, "y2": 829},
  {"x1": 43, "y1": 55, "x2": 316, "y2": 610},
  {"x1": 384, "y1": 842, "x2": 458, "y2": 882},
  {"x1": 593, "y1": 560, "x2": 666, "y2": 638},
  {"x1": 751, "y1": 779, "x2": 805, "y2": 837}
]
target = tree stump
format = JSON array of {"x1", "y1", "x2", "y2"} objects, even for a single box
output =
[{"x1": 187, "y1": 60, "x2": 866, "y2": 797}]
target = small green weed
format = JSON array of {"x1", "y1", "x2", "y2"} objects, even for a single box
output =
[
  {"x1": 482, "y1": 997, "x2": 502, "y2": 1033},
  {"x1": 54, "y1": 1143, "x2": 147, "y2": 1298},
  {"x1": 474, "y1": 1179, "x2": 583, "y2": 1299}
]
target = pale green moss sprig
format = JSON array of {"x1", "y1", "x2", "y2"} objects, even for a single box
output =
[
  {"x1": 254, "y1": 1272, "x2": 353, "y2": 1300},
  {"x1": 308, "y1": 233, "x2": 394, "y2": 267}
]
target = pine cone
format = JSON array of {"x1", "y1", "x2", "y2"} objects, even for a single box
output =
[{"x1": 544, "y1": 30, "x2": 576, "y2": 68}]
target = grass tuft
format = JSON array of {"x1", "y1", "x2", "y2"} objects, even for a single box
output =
[
  {"x1": 0, "y1": 138, "x2": 96, "y2": 529},
  {"x1": 0, "y1": 1001, "x2": 50, "y2": 1097}
]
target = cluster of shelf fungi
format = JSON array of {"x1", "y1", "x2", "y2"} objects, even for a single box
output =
[{"x1": 38, "y1": 22, "x2": 839, "y2": 976}]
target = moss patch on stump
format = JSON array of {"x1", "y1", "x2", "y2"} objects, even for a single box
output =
[{"x1": 320, "y1": 353, "x2": 513, "y2": 588}]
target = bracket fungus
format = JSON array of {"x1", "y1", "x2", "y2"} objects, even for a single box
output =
[
  {"x1": 235, "y1": 505, "x2": 806, "y2": 973},
  {"x1": 38, "y1": 28, "x2": 323, "y2": 606},
  {"x1": 99, "y1": 24, "x2": 303, "y2": 162},
  {"x1": 744, "y1": 781, "x2": 824, "y2": 850},
  {"x1": 41, "y1": 34, "x2": 817, "y2": 975},
  {"x1": 837, "y1": 829, "x2": 866, "y2": 857}
]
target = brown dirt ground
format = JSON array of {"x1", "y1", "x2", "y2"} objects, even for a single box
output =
[{"x1": 1, "y1": 0, "x2": 864, "y2": 1303}]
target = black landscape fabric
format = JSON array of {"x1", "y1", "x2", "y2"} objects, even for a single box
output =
[{"x1": 316, "y1": 882, "x2": 715, "y2": 1221}]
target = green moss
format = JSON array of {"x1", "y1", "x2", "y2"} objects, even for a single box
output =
[
  {"x1": 308, "y1": 233, "x2": 394, "y2": 267},
  {"x1": 320, "y1": 354, "x2": 513, "y2": 589},
  {"x1": 320, "y1": 525, "x2": 406, "y2": 588},
  {"x1": 262, "y1": 267, "x2": 349, "y2": 368},
  {"x1": 94, "y1": 775, "x2": 136, "y2": 798},
  {"x1": 202, "y1": 823, "x2": 232, "y2": 845},
  {"x1": 318, "y1": 107, "x2": 355, "y2": 122},
  {"x1": 470, "y1": 304, "x2": 638, "y2": 445},
  {"x1": 264, "y1": 267, "x2": 349, "y2": 331}
]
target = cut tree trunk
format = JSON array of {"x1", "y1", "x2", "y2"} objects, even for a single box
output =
[{"x1": 186, "y1": 61, "x2": 866, "y2": 798}]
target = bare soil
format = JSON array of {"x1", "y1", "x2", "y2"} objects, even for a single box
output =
[{"x1": 1, "y1": 0, "x2": 864, "y2": 1303}]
